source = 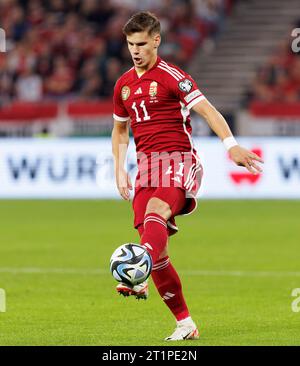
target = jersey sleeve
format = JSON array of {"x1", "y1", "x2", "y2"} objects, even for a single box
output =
[
  {"x1": 171, "y1": 68, "x2": 206, "y2": 110},
  {"x1": 113, "y1": 79, "x2": 130, "y2": 122}
]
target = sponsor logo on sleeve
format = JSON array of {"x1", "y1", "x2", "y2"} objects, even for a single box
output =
[
  {"x1": 178, "y1": 79, "x2": 193, "y2": 93},
  {"x1": 184, "y1": 89, "x2": 201, "y2": 103}
]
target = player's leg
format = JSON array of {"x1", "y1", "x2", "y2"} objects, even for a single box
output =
[
  {"x1": 141, "y1": 186, "x2": 184, "y2": 263},
  {"x1": 117, "y1": 186, "x2": 199, "y2": 339},
  {"x1": 116, "y1": 190, "x2": 173, "y2": 300},
  {"x1": 140, "y1": 196, "x2": 171, "y2": 264},
  {"x1": 116, "y1": 194, "x2": 172, "y2": 300},
  {"x1": 116, "y1": 188, "x2": 153, "y2": 299},
  {"x1": 142, "y1": 187, "x2": 199, "y2": 340},
  {"x1": 152, "y1": 252, "x2": 199, "y2": 340},
  {"x1": 116, "y1": 224, "x2": 168, "y2": 300},
  {"x1": 140, "y1": 151, "x2": 203, "y2": 261}
]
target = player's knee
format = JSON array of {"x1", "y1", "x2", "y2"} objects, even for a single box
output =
[{"x1": 145, "y1": 197, "x2": 172, "y2": 220}]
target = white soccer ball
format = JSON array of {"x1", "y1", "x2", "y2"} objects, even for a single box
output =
[{"x1": 110, "y1": 243, "x2": 152, "y2": 286}]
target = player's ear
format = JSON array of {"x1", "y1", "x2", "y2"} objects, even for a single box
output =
[{"x1": 153, "y1": 34, "x2": 161, "y2": 49}]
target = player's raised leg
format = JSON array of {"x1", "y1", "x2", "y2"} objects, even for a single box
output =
[{"x1": 140, "y1": 190, "x2": 199, "y2": 340}]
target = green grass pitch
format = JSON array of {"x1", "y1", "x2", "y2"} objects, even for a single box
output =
[{"x1": 0, "y1": 200, "x2": 300, "y2": 346}]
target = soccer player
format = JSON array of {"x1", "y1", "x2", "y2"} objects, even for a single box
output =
[{"x1": 112, "y1": 11, "x2": 263, "y2": 341}]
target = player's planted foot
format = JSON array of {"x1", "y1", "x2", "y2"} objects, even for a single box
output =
[
  {"x1": 165, "y1": 317, "x2": 199, "y2": 341},
  {"x1": 116, "y1": 281, "x2": 149, "y2": 300}
]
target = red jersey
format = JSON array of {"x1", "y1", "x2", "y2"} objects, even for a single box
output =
[{"x1": 113, "y1": 56, "x2": 205, "y2": 155}]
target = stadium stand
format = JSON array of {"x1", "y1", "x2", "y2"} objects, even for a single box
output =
[
  {"x1": 247, "y1": 22, "x2": 300, "y2": 105},
  {"x1": 189, "y1": 0, "x2": 300, "y2": 113},
  {"x1": 0, "y1": 0, "x2": 236, "y2": 136},
  {"x1": 0, "y1": 0, "x2": 233, "y2": 102}
]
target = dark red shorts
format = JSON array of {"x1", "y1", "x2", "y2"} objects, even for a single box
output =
[{"x1": 132, "y1": 151, "x2": 203, "y2": 236}]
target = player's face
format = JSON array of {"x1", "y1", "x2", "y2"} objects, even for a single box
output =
[{"x1": 126, "y1": 31, "x2": 160, "y2": 71}]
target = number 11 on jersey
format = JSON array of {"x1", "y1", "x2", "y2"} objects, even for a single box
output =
[{"x1": 132, "y1": 100, "x2": 151, "y2": 122}]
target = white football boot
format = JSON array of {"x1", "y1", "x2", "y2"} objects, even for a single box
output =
[
  {"x1": 165, "y1": 317, "x2": 199, "y2": 341},
  {"x1": 116, "y1": 281, "x2": 149, "y2": 300}
]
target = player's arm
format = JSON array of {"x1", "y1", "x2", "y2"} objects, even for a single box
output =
[
  {"x1": 111, "y1": 119, "x2": 132, "y2": 201},
  {"x1": 192, "y1": 99, "x2": 264, "y2": 174}
]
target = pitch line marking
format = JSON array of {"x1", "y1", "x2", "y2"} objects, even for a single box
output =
[{"x1": 0, "y1": 267, "x2": 300, "y2": 277}]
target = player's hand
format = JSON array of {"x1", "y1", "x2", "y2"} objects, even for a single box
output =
[
  {"x1": 229, "y1": 145, "x2": 264, "y2": 175},
  {"x1": 115, "y1": 168, "x2": 132, "y2": 201}
]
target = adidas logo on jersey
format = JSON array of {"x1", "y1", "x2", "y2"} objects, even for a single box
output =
[
  {"x1": 163, "y1": 292, "x2": 175, "y2": 301},
  {"x1": 134, "y1": 87, "x2": 143, "y2": 95}
]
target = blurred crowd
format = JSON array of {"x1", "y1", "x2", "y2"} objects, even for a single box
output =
[
  {"x1": 248, "y1": 21, "x2": 300, "y2": 104},
  {"x1": 0, "y1": 0, "x2": 232, "y2": 104}
]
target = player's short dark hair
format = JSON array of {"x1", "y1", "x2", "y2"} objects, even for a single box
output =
[{"x1": 123, "y1": 11, "x2": 161, "y2": 36}]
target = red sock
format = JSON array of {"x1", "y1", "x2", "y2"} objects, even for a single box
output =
[
  {"x1": 151, "y1": 256, "x2": 190, "y2": 321},
  {"x1": 141, "y1": 213, "x2": 168, "y2": 265}
]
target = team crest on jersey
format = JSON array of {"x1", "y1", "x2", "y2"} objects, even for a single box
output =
[
  {"x1": 149, "y1": 81, "x2": 158, "y2": 97},
  {"x1": 178, "y1": 79, "x2": 193, "y2": 93},
  {"x1": 121, "y1": 86, "x2": 130, "y2": 100}
]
